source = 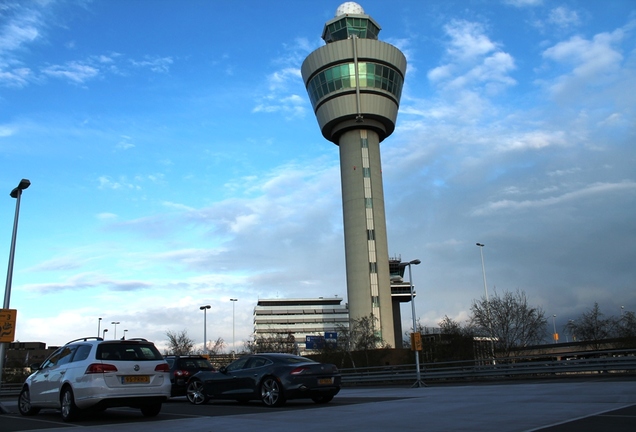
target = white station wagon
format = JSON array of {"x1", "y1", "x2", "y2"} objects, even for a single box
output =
[{"x1": 18, "y1": 337, "x2": 171, "y2": 421}]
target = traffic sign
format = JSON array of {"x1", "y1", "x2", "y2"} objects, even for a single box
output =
[{"x1": 0, "y1": 309, "x2": 17, "y2": 343}]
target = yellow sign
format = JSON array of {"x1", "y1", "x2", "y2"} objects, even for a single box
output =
[
  {"x1": 411, "y1": 332, "x2": 422, "y2": 351},
  {"x1": 0, "y1": 309, "x2": 18, "y2": 343}
]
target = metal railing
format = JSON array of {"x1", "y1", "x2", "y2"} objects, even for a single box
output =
[
  {"x1": 340, "y1": 349, "x2": 636, "y2": 385},
  {"x1": 0, "y1": 383, "x2": 21, "y2": 397}
]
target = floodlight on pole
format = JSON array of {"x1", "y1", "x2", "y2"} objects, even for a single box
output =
[
  {"x1": 400, "y1": 258, "x2": 425, "y2": 388},
  {"x1": 111, "y1": 322, "x2": 120, "y2": 340},
  {"x1": 0, "y1": 179, "x2": 31, "y2": 412},
  {"x1": 476, "y1": 243, "x2": 496, "y2": 362},
  {"x1": 230, "y1": 299, "x2": 238, "y2": 355},
  {"x1": 200, "y1": 305, "x2": 211, "y2": 354}
]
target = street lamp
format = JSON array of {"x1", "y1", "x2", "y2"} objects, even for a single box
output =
[
  {"x1": 97, "y1": 317, "x2": 102, "y2": 338},
  {"x1": 0, "y1": 178, "x2": 31, "y2": 405},
  {"x1": 476, "y1": 243, "x2": 490, "y2": 308},
  {"x1": 476, "y1": 243, "x2": 495, "y2": 360},
  {"x1": 200, "y1": 305, "x2": 211, "y2": 354},
  {"x1": 400, "y1": 259, "x2": 425, "y2": 388},
  {"x1": 111, "y1": 322, "x2": 120, "y2": 339},
  {"x1": 230, "y1": 299, "x2": 237, "y2": 355},
  {"x1": 102, "y1": 329, "x2": 108, "y2": 339}
]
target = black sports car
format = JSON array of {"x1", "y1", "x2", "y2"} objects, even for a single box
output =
[{"x1": 185, "y1": 353, "x2": 341, "y2": 407}]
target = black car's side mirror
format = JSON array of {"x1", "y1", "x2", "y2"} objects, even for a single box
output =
[{"x1": 219, "y1": 366, "x2": 228, "y2": 374}]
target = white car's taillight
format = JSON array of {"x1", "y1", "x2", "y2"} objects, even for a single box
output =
[{"x1": 85, "y1": 363, "x2": 118, "y2": 374}]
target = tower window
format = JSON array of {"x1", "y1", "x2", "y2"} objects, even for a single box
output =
[{"x1": 307, "y1": 62, "x2": 404, "y2": 108}]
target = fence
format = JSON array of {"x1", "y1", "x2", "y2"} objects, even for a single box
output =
[
  {"x1": 339, "y1": 348, "x2": 636, "y2": 385},
  {"x1": 2, "y1": 349, "x2": 635, "y2": 397}
]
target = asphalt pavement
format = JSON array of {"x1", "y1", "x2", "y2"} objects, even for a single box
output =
[{"x1": 1, "y1": 378, "x2": 635, "y2": 431}]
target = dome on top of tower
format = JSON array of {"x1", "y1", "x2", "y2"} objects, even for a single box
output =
[{"x1": 335, "y1": 2, "x2": 365, "y2": 17}]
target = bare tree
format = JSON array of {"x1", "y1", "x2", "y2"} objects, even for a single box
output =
[
  {"x1": 165, "y1": 330, "x2": 194, "y2": 355},
  {"x1": 436, "y1": 315, "x2": 478, "y2": 361},
  {"x1": 470, "y1": 289, "x2": 547, "y2": 357},
  {"x1": 565, "y1": 303, "x2": 615, "y2": 350},
  {"x1": 333, "y1": 314, "x2": 387, "y2": 367},
  {"x1": 201, "y1": 337, "x2": 225, "y2": 355},
  {"x1": 615, "y1": 310, "x2": 636, "y2": 348}
]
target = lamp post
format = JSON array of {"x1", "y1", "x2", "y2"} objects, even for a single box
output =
[
  {"x1": 97, "y1": 317, "x2": 102, "y2": 338},
  {"x1": 475, "y1": 243, "x2": 490, "y2": 311},
  {"x1": 200, "y1": 305, "x2": 210, "y2": 354},
  {"x1": 230, "y1": 299, "x2": 237, "y2": 355},
  {"x1": 552, "y1": 314, "x2": 557, "y2": 344},
  {"x1": 111, "y1": 322, "x2": 120, "y2": 340},
  {"x1": 0, "y1": 179, "x2": 30, "y2": 413},
  {"x1": 476, "y1": 243, "x2": 496, "y2": 362},
  {"x1": 400, "y1": 259, "x2": 425, "y2": 388},
  {"x1": 102, "y1": 329, "x2": 108, "y2": 339}
]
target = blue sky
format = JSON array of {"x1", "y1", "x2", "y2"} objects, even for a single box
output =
[{"x1": 1, "y1": 0, "x2": 635, "y2": 352}]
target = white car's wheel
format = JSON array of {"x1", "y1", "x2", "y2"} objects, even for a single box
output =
[
  {"x1": 18, "y1": 387, "x2": 40, "y2": 416},
  {"x1": 60, "y1": 387, "x2": 80, "y2": 422}
]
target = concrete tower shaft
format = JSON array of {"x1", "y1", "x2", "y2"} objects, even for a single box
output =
[{"x1": 301, "y1": 3, "x2": 406, "y2": 348}]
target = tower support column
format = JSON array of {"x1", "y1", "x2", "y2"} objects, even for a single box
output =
[{"x1": 339, "y1": 128, "x2": 394, "y2": 347}]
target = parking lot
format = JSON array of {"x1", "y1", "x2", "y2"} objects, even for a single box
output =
[{"x1": 1, "y1": 378, "x2": 635, "y2": 431}]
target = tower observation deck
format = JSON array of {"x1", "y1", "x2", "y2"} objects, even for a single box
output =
[{"x1": 301, "y1": 2, "x2": 407, "y2": 347}]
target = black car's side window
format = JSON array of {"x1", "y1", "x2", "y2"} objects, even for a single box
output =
[
  {"x1": 246, "y1": 357, "x2": 270, "y2": 369},
  {"x1": 226, "y1": 357, "x2": 250, "y2": 372}
]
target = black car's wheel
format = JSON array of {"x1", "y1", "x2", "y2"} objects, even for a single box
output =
[
  {"x1": 311, "y1": 394, "x2": 334, "y2": 404},
  {"x1": 17, "y1": 387, "x2": 40, "y2": 416},
  {"x1": 260, "y1": 377, "x2": 285, "y2": 407},
  {"x1": 140, "y1": 403, "x2": 162, "y2": 417},
  {"x1": 60, "y1": 387, "x2": 80, "y2": 422},
  {"x1": 186, "y1": 379, "x2": 209, "y2": 405}
]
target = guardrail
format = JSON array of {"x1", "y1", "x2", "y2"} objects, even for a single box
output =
[
  {"x1": 340, "y1": 349, "x2": 636, "y2": 385},
  {"x1": 0, "y1": 383, "x2": 21, "y2": 398}
]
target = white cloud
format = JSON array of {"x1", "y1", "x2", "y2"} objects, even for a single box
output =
[
  {"x1": 503, "y1": 0, "x2": 543, "y2": 6},
  {"x1": 41, "y1": 61, "x2": 100, "y2": 83},
  {"x1": 130, "y1": 56, "x2": 173, "y2": 73},
  {"x1": 0, "y1": 124, "x2": 17, "y2": 137},
  {"x1": 97, "y1": 212, "x2": 118, "y2": 220},
  {"x1": 472, "y1": 181, "x2": 636, "y2": 215},
  {"x1": 542, "y1": 30, "x2": 624, "y2": 97},
  {"x1": 428, "y1": 20, "x2": 516, "y2": 96},
  {"x1": 548, "y1": 7, "x2": 581, "y2": 29}
]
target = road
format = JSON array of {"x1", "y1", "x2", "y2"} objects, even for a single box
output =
[{"x1": 1, "y1": 379, "x2": 635, "y2": 431}]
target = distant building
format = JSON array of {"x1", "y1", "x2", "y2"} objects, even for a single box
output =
[
  {"x1": 253, "y1": 298, "x2": 349, "y2": 353},
  {"x1": 5, "y1": 341, "x2": 57, "y2": 368}
]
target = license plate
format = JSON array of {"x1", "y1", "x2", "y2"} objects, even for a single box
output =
[
  {"x1": 318, "y1": 377, "x2": 334, "y2": 385},
  {"x1": 122, "y1": 375, "x2": 150, "y2": 384}
]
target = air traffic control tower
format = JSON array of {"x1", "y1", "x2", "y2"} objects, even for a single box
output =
[{"x1": 301, "y1": 2, "x2": 406, "y2": 347}]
